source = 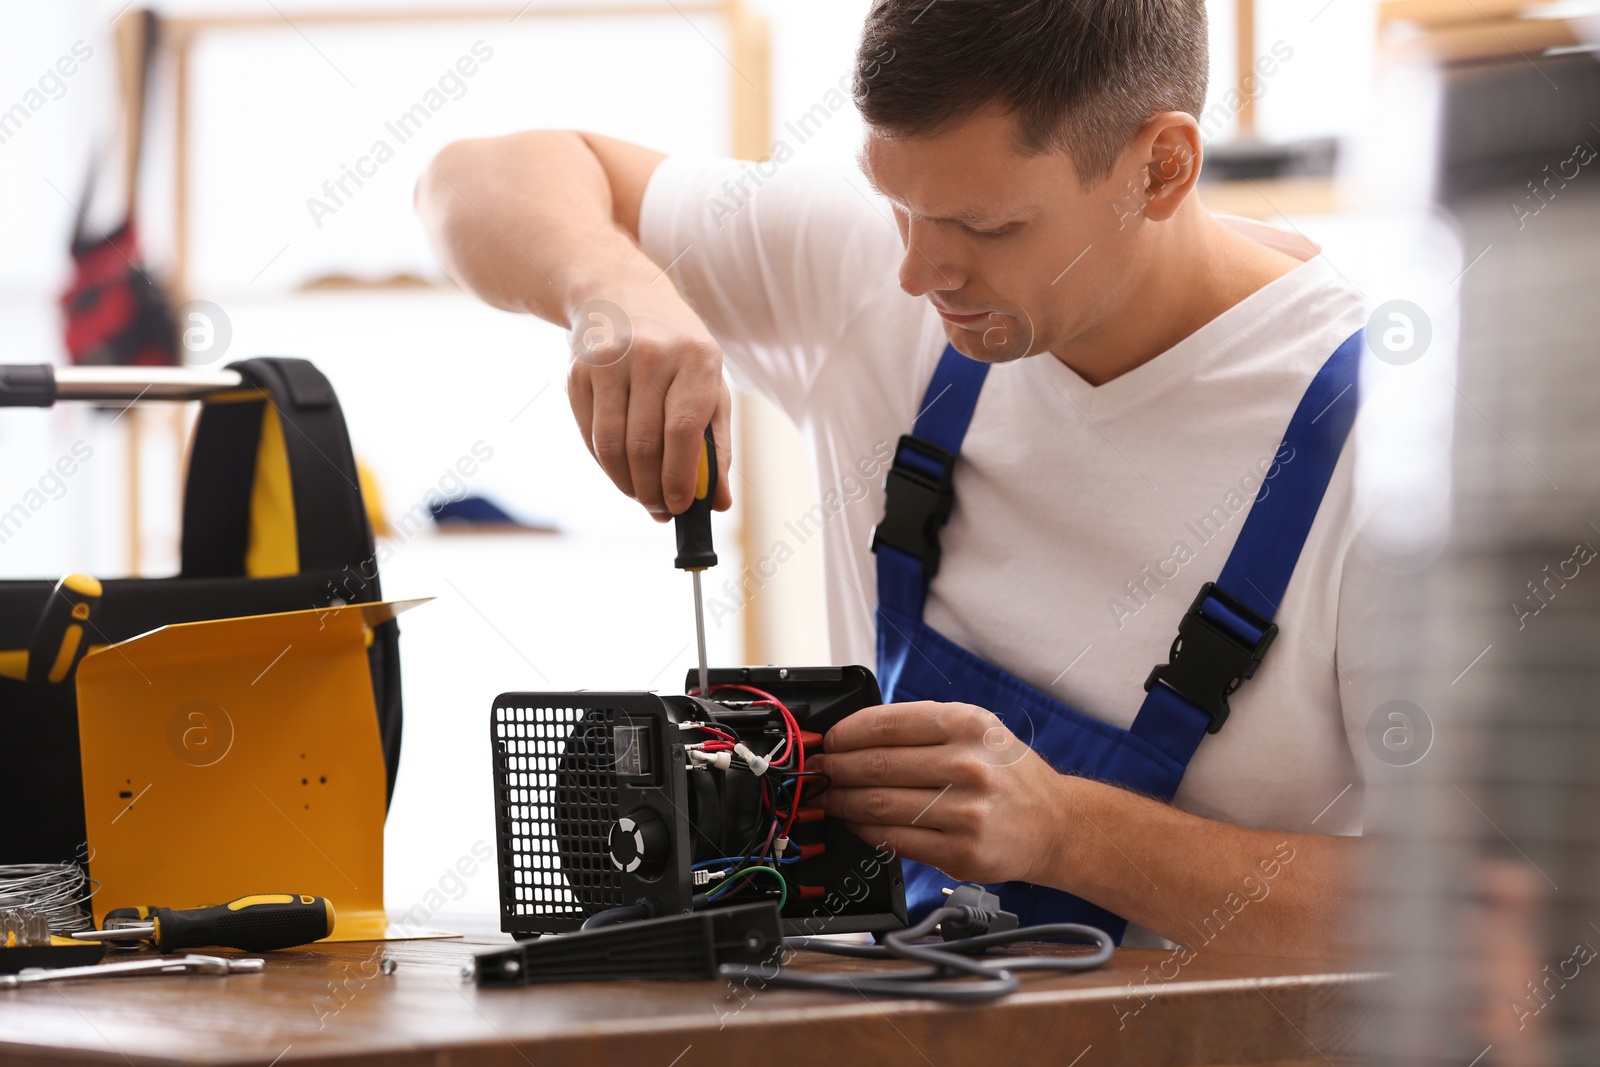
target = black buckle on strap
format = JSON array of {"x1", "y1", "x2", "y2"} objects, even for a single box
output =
[
  {"x1": 1143, "y1": 582, "x2": 1278, "y2": 734},
  {"x1": 870, "y1": 434, "x2": 957, "y2": 580}
]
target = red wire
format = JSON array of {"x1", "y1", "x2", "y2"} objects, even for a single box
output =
[
  {"x1": 688, "y1": 722, "x2": 738, "y2": 744},
  {"x1": 693, "y1": 685, "x2": 800, "y2": 766},
  {"x1": 696, "y1": 683, "x2": 807, "y2": 837}
]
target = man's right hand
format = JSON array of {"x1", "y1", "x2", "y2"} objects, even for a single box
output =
[
  {"x1": 564, "y1": 284, "x2": 732, "y2": 522},
  {"x1": 415, "y1": 129, "x2": 732, "y2": 520}
]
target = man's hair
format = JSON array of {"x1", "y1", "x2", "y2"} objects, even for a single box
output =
[{"x1": 853, "y1": 0, "x2": 1209, "y2": 184}]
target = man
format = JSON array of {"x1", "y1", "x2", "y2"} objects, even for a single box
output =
[{"x1": 417, "y1": 0, "x2": 1368, "y2": 956}]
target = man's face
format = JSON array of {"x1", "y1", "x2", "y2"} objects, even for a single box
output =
[{"x1": 860, "y1": 106, "x2": 1147, "y2": 365}]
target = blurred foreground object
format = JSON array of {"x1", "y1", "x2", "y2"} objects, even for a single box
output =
[{"x1": 1357, "y1": 40, "x2": 1600, "y2": 1067}]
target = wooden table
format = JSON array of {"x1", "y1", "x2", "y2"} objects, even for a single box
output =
[{"x1": 0, "y1": 915, "x2": 1384, "y2": 1066}]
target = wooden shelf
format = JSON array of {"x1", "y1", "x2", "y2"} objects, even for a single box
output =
[{"x1": 1379, "y1": 0, "x2": 1584, "y2": 63}]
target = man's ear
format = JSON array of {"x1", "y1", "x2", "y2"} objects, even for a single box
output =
[{"x1": 1130, "y1": 112, "x2": 1202, "y2": 223}]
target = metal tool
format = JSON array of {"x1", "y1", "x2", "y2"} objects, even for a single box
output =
[
  {"x1": 0, "y1": 954, "x2": 263, "y2": 987},
  {"x1": 673, "y1": 425, "x2": 719, "y2": 695},
  {"x1": 69, "y1": 894, "x2": 334, "y2": 952}
]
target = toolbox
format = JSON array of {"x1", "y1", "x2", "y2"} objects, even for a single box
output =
[{"x1": 0, "y1": 360, "x2": 405, "y2": 869}]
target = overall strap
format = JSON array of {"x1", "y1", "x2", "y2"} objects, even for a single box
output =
[
  {"x1": 1216, "y1": 330, "x2": 1364, "y2": 621},
  {"x1": 1131, "y1": 328, "x2": 1364, "y2": 778},
  {"x1": 871, "y1": 343, "x2": 990, "y2": 620}
]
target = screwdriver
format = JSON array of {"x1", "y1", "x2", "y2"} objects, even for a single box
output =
[
  {"x1": 70, "y1": 894, "x2": 335, "y2": 953},
  {"x1": 674, "y1": 424, "x2": 719, "y2": 696},
  {"x1": 26, "y1": 573, "x2": 102, "y2": 684}
]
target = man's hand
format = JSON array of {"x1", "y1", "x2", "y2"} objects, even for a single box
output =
[
  {"x1": 414, "y1": 129, "x2": 730, "y2": 520},
  {"x1": 812, "y1": 699, "x2": 1367, "y2": 958},
  {"x1": 564, "y1": 282, "x2": 733, "y2": 522},
  {"x1": 810, "y1": 701, "x2": 1074, "y2": 886}
]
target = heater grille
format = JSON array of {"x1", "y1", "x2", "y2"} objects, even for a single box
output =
[{"x1": 493, "y1": 703, "x2": 625, "y2": 927}]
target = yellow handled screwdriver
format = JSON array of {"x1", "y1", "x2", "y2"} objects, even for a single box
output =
[
  {"x1": 674, "y1": 425, "x2": 718, "y2": 695},
  {"x1": 25, "y1": 573, "x2": 102, "y2": 684},
  {"x1": 70, "y1": 895, "x2": 335, "y2": 953}
]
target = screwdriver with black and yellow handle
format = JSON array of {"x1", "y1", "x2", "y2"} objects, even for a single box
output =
[
  {"x1": 70, "y1": 894, "x2": 335, "y2": 952},
  {"x1": 25, "y1": 573, "x2": 102, "y2": 684},
  {"x1": 674, "y1": 425, "x2": 718, "y2": 696}
]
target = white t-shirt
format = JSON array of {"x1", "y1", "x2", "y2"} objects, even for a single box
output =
[{"x1": 639, "y1": 156, "x2": 1372, "y2": 854}]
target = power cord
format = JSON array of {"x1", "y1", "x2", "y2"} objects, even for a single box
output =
[
  {"x1": 580, "y1": 904, "x2": 651, "y2": 931},
  {"x1": 716, "y1": 884, "x2": 1114, "y2": 1003}
]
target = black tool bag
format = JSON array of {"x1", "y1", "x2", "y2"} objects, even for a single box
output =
[{"x1": 0, "y1": 358, "x2": 403, "y2": 866}]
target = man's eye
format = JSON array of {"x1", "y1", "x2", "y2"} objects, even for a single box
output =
[{"x1": 968, "y1": 225, "x2": 1015, "y2": 239}]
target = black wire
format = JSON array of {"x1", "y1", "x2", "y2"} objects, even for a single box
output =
[
  {"x1": 786, "y1": 920, "x2": 1114, "y2": 959},
  {"x1": 715, "y1": 771, "x2": 778, "y2": 892},
  {"x1": 720, "y1": 907, "x2": 1014, "y2": 1001},
  {"x1": 717, "y1": 908, "x2": 1115, "y2": 1003},
  {"x1": 881, "y1": 907, "x2": 1021, "y2": 983},
  {"x1": 769, "y1": 772, "x2": 831, "y2": 824},
  {"x1": 580, "y1": 904, "x2": 651, "y2": 931}
]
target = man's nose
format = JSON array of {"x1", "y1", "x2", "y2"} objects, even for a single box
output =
[{"x1": 897, "y1": 222, "x2": 962, "y2": 299}]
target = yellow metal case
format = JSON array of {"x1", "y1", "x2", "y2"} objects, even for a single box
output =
[{"x1": 76, "y1": 600, "x2": 443, "y2": 942}]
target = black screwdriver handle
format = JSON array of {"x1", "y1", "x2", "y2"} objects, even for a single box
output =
[
  {"x1": 152, "y1": 894, "x2": 335, "y2": 952},
  {"x1": 674, "y1": 425, "x2": 718, "y2": 571}
]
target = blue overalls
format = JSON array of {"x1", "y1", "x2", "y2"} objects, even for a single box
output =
[{"x1": 870, "y1": 329, "x2": 1363, "y2": 941}]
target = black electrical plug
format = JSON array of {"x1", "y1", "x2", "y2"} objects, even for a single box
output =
[{"x1": 938, "y1": 884, "x2": 1019, "y2": 941}]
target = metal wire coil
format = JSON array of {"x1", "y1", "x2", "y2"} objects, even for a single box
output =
[{"x1": 0, "y1": 864, "x2": 98, "y2": 934}]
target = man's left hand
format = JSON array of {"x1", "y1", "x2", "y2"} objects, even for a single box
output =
[{"x1": 810, "y1": 701, "x2": 1075, "y2": 886}]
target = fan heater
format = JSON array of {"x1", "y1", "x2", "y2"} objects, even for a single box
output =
[{"x1": 489, "y1": 664, "x2": 907, "y2": 948}]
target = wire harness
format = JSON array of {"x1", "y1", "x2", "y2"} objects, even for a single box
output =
[{"x1": 682, "y1": 684, "x2": 829, "y2": 916}]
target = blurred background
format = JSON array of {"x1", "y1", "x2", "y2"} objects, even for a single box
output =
[{"x1": 0, "y1": 3, "x2": 1596, "y2": 1053}]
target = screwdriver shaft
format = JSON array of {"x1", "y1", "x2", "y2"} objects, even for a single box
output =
[
  {"x1": 692, "y1": 570, "x2": 709, "y2": 696},
  {"x1": 65, "y1": 924, "x2": 156, "y2": 942}
]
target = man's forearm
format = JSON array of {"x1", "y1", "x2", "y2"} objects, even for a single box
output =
[
  {"x1": 415, "y1": 130, "x2": 657, "y2": 323},
  {"x1": 1046, "y1": 775, "x2": 1365, "y2": 958}
]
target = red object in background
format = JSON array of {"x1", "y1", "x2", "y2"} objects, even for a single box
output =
[
  {"x1": 59, "y1": 215, "x2": 177, "y2": 367},
  {"x1": 58, "y1": 10, "x2": 177, "y2": 368}
]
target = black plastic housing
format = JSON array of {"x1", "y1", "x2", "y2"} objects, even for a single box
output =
[{"x1": 473, "y1": 902, "x2": 782, "y2": 985}]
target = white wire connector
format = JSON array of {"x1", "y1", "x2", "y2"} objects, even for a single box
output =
[
  {"x1": 690, "y1": 749, "x2": 732, "y2": 771},
  {"x1": 734, "y1": 742, "x2": 769, "y2": 776},
  {"x1": 774, "y1": 835, "x2": 790, "y2": 857}
]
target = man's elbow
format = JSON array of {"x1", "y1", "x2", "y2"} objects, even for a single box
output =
[
  {"x1": 415, "y1": 130, "x2": 573, "y2": 219},
  {"x1": 415, "y1": 136, "x2": 491, "y2": 223}
]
